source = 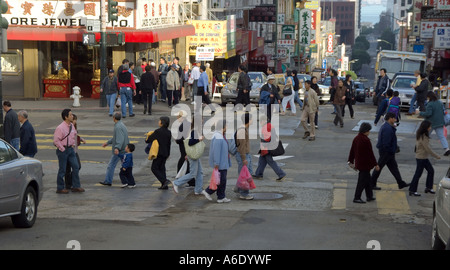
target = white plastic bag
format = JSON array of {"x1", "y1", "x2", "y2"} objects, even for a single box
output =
[{"x1": 176, "y1": 160, "x2": 188, "y2": 179}]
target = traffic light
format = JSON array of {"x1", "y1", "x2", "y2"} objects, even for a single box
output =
[
  {"x1": 107, "y1": 0, "x2": 118, "y2": 23},
  {"x1": 0, "y1": 0, "x2": 8, "y2": 53}
]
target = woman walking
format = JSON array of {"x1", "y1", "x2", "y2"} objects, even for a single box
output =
[
  {"x1": 281, "y1": 70, "x2": 296, "y2": 116},
  {"x1": 409, "y1": 120, "x2": 441, "y2": 196},
  {"x1": 347, "y1": 122, "x2": 379, "y2": 203},
  {"x1": 172, "y1": 118, "x2": 204, "y2": 195},
  {"x1": 343, "y1": 74, "x2": 355, "y2": 119},
  {"x1": 146, "y1": 116, "x2": 172, "y2": 190},
  {"x1": 419, "y1": 91, "x2": 450, "y2": 156},
  {"x1": 202, "y1": 120, "x2": 232, "y2": 203}
]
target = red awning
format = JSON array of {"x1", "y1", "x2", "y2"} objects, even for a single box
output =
[{"x1": 7, "y1": 25, "x2": 195, "y2": 43}]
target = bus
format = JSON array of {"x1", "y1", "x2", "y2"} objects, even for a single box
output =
[{"x1": 375, "y1": 50, "x2": 426, "y2": 81}]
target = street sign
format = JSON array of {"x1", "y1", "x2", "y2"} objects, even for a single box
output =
[
  {"x1": 82, "y1": 33, "x2": 96, "y2": 46},
  {"x1": 322, "y1": 59, "x2": 327, "y2": 69},
  {"x1": 86, "y1": 19, "x2": 100, "y2": 32},
  {"x1": 434, "y1": 27, "x2": 450, "y2": 49}
]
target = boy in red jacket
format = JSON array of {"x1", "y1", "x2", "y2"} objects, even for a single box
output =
[{"x1": 348, "y1": 122, "x2": 380, "y2": 203}]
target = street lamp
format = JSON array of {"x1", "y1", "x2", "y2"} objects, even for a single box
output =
[{"x1": 377, "y1": 39, "x2": 393, "y2": 50}]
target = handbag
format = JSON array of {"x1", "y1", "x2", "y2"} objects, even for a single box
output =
[
  {"x1": 269, "y1": 140, "x2": 285, "y2": 157},
  {"x1": 282, "y1": 85, "x2": 292, "y2": 96},
  {"x1": 188, "y1": 75, "x2": 194, "y2": 85},
  {"x1": 184, "y1": 139, "x2": 206, "y2": 160}
]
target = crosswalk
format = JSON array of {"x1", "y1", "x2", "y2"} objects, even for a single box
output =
[{"x1": 36, "y1": 134, "x2": 141, "y2": 151}]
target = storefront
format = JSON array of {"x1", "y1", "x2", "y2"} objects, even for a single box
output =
[{"x1": 2, "y1": 0, "x2": 194, "y2": 99}]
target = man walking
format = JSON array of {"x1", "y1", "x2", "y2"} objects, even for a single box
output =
[
  {"x1": 100, "y1": 112, "x2": 130, "y2": 186},
  {"x1": 301, "y1": 80, "x2": 320, "y2": 141},
  {"x1": 374, "y1": 68, "x2": 390, "y2": 107},
  {"x1": 17, "y1": 110, "x2": 37, "y2": 158},
  {"x1": 118, "y1": 62, "x2": 136, "y2": 118},
  {"x1": 53, "y1": 109, "x2": 84, "y2": 194},
  {"x1": 158, "y1": 57, "x2": 169, "y2": 102},
  {"x1": 371, "y1": 112, "x2": 410, "y2": 190},
  {"x1": 2, "y1": 100, "x2": 20, "y2": 150},
  {"x1": 166, "y1": 64, "x2": 181, "y2": 107}
]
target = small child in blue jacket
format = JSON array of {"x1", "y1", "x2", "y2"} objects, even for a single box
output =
[{"x1": 119, "y1": 143, "x2": 136, "y2": 188}]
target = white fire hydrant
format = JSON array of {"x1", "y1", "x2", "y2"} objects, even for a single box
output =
[{"x1": 70, "y1": 86, "x2": 82, "y2": 107}]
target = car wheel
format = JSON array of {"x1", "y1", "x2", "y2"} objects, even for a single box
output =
[
  {"x1": 431, "y1": 213, "x2": 445, "y2": 250},
  {"x1": 11, "y1": 186, "x2": 38, "y2": 228}
]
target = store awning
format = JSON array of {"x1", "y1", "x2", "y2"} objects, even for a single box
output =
[{"x1": 7, "y1": 25, "x2": 195, "y2": 43}]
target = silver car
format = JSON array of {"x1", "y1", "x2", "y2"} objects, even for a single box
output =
[
  {"x1": 432, "y1": 167, "x2": 450, "y2": 250},
  {"x1": 0, "y1": 139, "x2": 43, "y2": 228},
  {"x1": 391, "y1": 75, "x2": 417, "y2": 109},
  {"x1": 221, "y1": 72, "x2": 267, "y2": 105}
]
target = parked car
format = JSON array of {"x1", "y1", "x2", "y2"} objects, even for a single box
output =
[
  {"x1": 390, "y1": 75, "x2": 417, "y2": 110},
  {"x1": 432, "y1": 167, "x2": 450, "y2": 250},
  {"x1": 0, "y1": 139, "x2": 43, "y2": 228},
  {"x1": 354, "y1": 81, "x2": 368, "y2": 103},
  {"x1": 299, "y1": 83, "x2": 330, "y2": 104},
  {"x1": 220, "y1": 71, "x2": 267, "y2": 105}
]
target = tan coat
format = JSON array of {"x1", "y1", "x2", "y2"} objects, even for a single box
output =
[
  {"x1": 415, "y1": 135, "x2": 440, "y2": 159},
  {"x1": 303, "y1": 88, "x2": 320, "y2": 114}
]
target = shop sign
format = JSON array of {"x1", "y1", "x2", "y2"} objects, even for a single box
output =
[
  {"x1": 282, "y1": 25, "x2": 295, "y2": 40},
  {"x1": 437, "y1": 0, "x2": 450, "y2": 10},
  {"x1": 421, "y1": 21, "x2": 450, "y2": 38},
  {"x1": 433, "y1": 27, "x2": 450, "y2": 49},
  {"x1": 196, "y1": 47, "x2": 215, "y2": 61},
  {"x1": 327, "y1": 34, "x2": 334, "y2": 53},
  {"x1": 299, "y1": 9, "x2": 311, "y2": 47},
  {"x1": 249, "y1": 5, "x2": 276, "y2": 23},
  {"x1": 187, "y1": 20, "x2": 228, "y2": 57},
  {"x1": 136, "y1": 0, "x2": 181, "y2": 29},
  {"x1": 305, "y1": 0, "x2": 320, "y2": 10},
  {"x1": 3, "y1": 0, "x2": 135, "y2": 28}
]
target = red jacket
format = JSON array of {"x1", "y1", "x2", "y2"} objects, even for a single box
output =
[
  {"x1": 348, "y1": 133, "x2": 378, "y2": 171},
  {"x1": 118, "y1": 70, "x2": 136, "y2": 90}
]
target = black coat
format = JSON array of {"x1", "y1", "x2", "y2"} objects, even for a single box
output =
[
  {"x1": 415, "y1": 79, "x2": 430, "y2": 102},
  {"x1": 3, "y1": 109, "x2": 20, "y2": 143},
  {"x1": 140, "y1": 72, "x2": 156, "y2": 93},
  {"x1": 146, "y1": 127, "x2": 172, "y2": 158},
  {"x1": 19, "y1": 120, "x2": 38, "y2": 157}
]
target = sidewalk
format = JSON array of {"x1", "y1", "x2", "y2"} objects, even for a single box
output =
[{"x1": 10, "y1": 98, "x2": 115, "y2": 113}]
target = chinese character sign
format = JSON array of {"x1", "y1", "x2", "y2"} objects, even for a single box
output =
[
  {"x1": 187, "y1": 20, "x2": 228, "y2": 56},
  {"x1": 299, "y1": 9, "x2": 311, "y2": 47}
]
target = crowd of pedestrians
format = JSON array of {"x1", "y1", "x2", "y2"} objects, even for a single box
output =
[{"x1": 2, "y1": 62, "x2": 448, "y2": 207}]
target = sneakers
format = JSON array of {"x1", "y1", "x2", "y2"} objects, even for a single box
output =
[
  {"x1": 172, "y1": 183, "x2": 179, "y2": 194},
  {"x1": 239, "y1": 195, "x2": 254, "y2": 200},
  {"x1": 217, "y1": 198, "x2": 231, "y2": 203},
  {"x1": 121, "y1": 184, "x2": 128, "y2": 188},
  {"x1": 202, "y1": 190, "x2": 212, "y2": 201}
]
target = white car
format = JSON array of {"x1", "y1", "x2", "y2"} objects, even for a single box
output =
[
  {"x1": 432, "y1": 167, "x2": 450, "y2": 250},
  {"x1": 0, "y1": 139, "x2": 44, "y2": 228}
]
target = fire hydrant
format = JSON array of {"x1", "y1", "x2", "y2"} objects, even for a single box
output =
[{"x1": 70, "y1": 86, "x2": 82, "y2": 107}]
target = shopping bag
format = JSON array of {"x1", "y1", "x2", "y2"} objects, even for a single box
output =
[
  {"x1": 176, "y1": 160, "x2": 188, "y2": 179},
  {"x1": 184, "y1": 139, "x2": 206, "y2": 160},
  {"x1": 237, "y1": 166, "x2": 256, "y2": 190},
  {"x1": 209, "y1": 168, "x2": 220, "y2": 191}
]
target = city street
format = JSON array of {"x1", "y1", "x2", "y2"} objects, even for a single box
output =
[{"x1": 0, "y1": 97, "x2": 448, "y2": 252}]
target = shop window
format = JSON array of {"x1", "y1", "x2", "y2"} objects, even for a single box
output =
[{"x1": 1, "y1": 49, "x2": 23, "y2": 75}]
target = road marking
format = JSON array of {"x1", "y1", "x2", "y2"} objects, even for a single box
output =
[
  {"x1": 332, "y1": 181, "x2": 347, "y2": 210},
  {"x1": 375, "y1": 183, "x2": 412, "y2": 215}
]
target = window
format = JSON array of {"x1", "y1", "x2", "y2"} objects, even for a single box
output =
[{"x1": 0, "y1": 141, "x2": 13, "y2": 164}]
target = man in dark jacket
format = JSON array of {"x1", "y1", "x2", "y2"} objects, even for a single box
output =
[
  {"x1": 17, "y1": 110, "x2": 37, "y2": 157},
  {"x1": 236, "y1": 65, "x2": 251, "y2": 107},
  {"x1": 370, "y1": 112, "x2": 410, "y2": 190},
  {"x1": 414, "y1": 73, "x2": 430, "y2": 112},
  {"x1": 140, "y1": 65, "x2": 156, "y2": 115},
  {"x1": 374, "y1": 68, "x2": 390, "y2": 107},
  {"x1": 2, "y1": 100, "x2": 20, "y2": 150}
]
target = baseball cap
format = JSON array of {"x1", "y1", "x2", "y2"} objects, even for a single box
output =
[{"x1": 109, "y1": 69, "x2": 114, "y2": 73}]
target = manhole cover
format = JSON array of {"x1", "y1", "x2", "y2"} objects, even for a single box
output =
[{"x1": 251, "y1": 193, "x2": 283, "y2": 200}]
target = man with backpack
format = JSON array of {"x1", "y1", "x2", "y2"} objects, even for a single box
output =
[{"x1": 118, "y1": 62, "x2": 136, "y2": 118}]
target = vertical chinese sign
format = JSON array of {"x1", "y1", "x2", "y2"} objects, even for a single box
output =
[{"x1": 299, "y1": 9, "x2": 311, "y2": 47}]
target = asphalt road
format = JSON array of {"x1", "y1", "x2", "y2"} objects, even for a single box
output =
[{"x1": 0, "y1": 98, "x2": 449, "y2": 253}]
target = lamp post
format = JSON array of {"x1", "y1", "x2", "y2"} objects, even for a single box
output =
[{"x1": 377, "y1": 39, "x2": 394, "y2": 50}]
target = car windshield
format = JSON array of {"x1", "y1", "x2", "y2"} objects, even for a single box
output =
[
  {"x1": 393, "y1": 77, "x2": 416, "y2": 88},
  {"x1": 228, "y1": 73, "x2": 239, "y2": 85},
  {"x1": 354, "y1": 83, "x2": 364, "y2": 89},
  {"x1": 248, "y1": 73, "x2": 265, "y2": 84},
  {"x1": 380, "y1": 58, "x2": 402, "y2": 73},
  {"x1": 297, "y1": 74, "x2": 311, "y2": 82}
]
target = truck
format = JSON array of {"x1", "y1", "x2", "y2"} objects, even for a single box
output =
[{"x1": 374, "y1": 50, "x2": 426, "y2": 81}]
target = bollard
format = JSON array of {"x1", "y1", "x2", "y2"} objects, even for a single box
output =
[{"x1": 70, "y1": 86, "x2": 82, "y2": 107}]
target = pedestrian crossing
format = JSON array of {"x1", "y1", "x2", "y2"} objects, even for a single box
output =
[{"x1": 35, "y1": 134, "x2": 141, "y2": 151}]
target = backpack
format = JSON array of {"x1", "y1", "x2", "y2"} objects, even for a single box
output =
[{"x1": 118, "y1": 71, "x2": 131, "y2": 83}]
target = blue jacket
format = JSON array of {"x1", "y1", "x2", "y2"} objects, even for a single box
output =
[
  {"x1": 119, "y1": 153, "x2": 133, "y2": 168},
  {"x1": 19, "y1": 120, "x2": 37, "y2": 157},
  {"x1": 377, "y1": 122, "x2": 397, "y2": 154},
  {"x1": 209, "y1": 132, "x2": 231, "y2": 170}
]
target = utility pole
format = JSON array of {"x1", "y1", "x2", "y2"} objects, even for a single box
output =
[
  {"x1": 274, "y1": 0, "x2": 279, "y2": 73},
  {"x1": 0, "y1": 0, "x2": 9, "y2": 139},
  {"x1": 99, "y1": 0, "x2": 108, "y2": 107}
]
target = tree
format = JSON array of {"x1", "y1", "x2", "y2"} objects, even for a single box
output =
[
  {"x1": 377, "y1": 28, "x2": 396, "y2": 50},
  {"x1": 351, "y1": 49, "x2": 371, "y2": 71},
  {"x1": 355, "y1": 36, "x2": 370, "y2": 51}
]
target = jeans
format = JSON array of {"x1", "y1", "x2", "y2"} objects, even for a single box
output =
[
  {"x1": 10, "y1": 137, "x2": 20, "y2": 151},
  {"x1": 120, "y1": 87, "x2": 134, "y2": 116},
  {"x1": 235, "y1": 153, "x2": 254, "y2": 196},
  {"x1": 205, "y1": 169, "x2": 228, "y2": 200},
  {"x1": 56, "y1": 148, "x2": 81, "y2": 190},
  {"x1": 104, "y1": 154, "x2": 121, "y2": 184},
  {"x1": 159, "y1": 77, "x2": 167, "y2": 100},
  {"x1": 430, "y1": 127, "x2": 449, "y2": 149},
  {"x1": 106, "y1": 93, "x2": 117, "y2": 116},
  {"x1": 254, "y1": 154, "x2": 286, "y2": 178},
  {"x1": 409, "y1": 159, "x2": 434, "y2": 192},
  {"x1": 120, "y1": 167, "x2": 135, "y2": 186},
  {"x1": 282, "y1": 94, "x2": 296, "y2": 114},
  {"x1": 173, "y1": 157, "x2": 204, "y2": 194},
  {"x1": 408, "y1": 93, "x2": 417, "y2": 114},
  {"x1": 294, "y1": 91, "x2": 303, "y2": 108}
]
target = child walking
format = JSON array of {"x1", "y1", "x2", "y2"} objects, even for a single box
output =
[{"x1": 119, "y1": 143, "x2": 136, "y2": 188}]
